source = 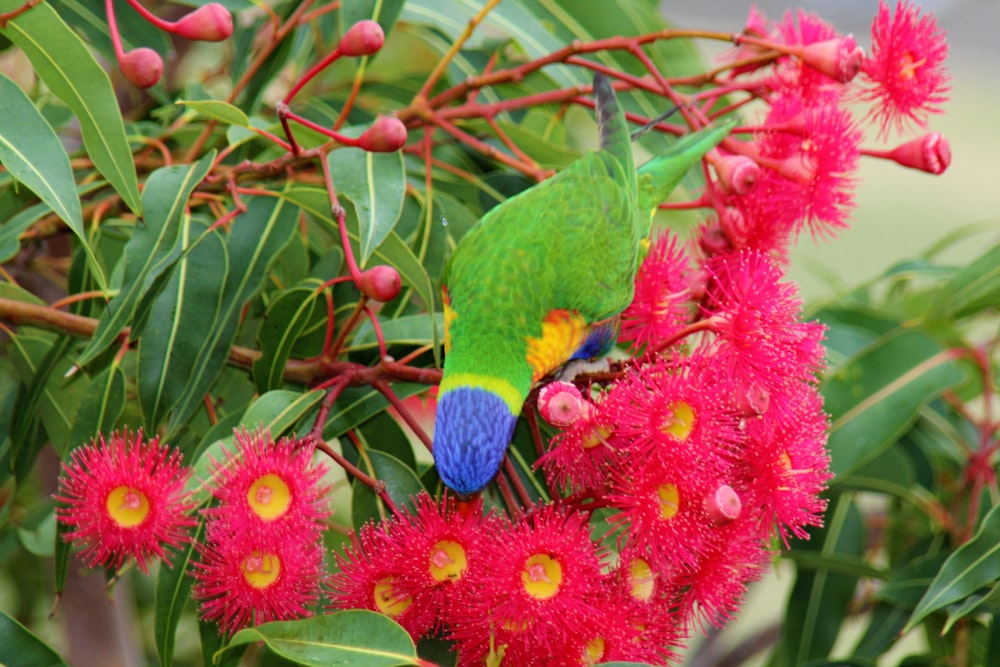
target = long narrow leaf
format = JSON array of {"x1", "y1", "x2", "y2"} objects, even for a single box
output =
[
  {"x1": 166, "y1": 196, "x2": 298, "y2": 436},
  {"x1": 77, "y1": 153, "x2": 215, "y2": 367},
  {"x1": 0, "y1": 0, "x2": 141, "y2": 214},
  {"x1": 224, "y1": 611, "x2": 419, "y2": 667},
  {"x1": 906, "y1": 504, "x2": 1000, "y2": 632},
  {"x1": 0, "y1": 73, "x2": 101, "y2": 288}
]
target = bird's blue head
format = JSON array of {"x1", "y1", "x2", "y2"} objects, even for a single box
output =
[{"x1": 433, "y1": 386, "x2": 518, "y2": 496}]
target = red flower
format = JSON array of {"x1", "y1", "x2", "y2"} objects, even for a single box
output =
[
  {"x1": 701, "y1": 251, "x2": 826, "y2": 407},
  {"x1": 328, "y1": 493, "x2": 492, "y2": 640},
  {"x1": 192, "y1": 530, "x2": 325, "y2": 635},
  {"x1": 447, "y1": 507, "x2": 605, "y2": 665},
  {"x1": 674, "y1": 524, "x2": 771, "y2": 628},
  {"x1": 740, "y1": 382, "x2": 832, "y2": 542},
  {"x1": 202, "y1": 429, "x2": 331, "y2": 547},
  {"x1": 860, "y1": 0, "x2": 949, "y2": 138},
  {"x1": 54, "y1": 430, "x2": 195, "y2": 574},
  {"x1": 738, "y1": 95, "x2": 861, "y2": 241},
  {"x1": 536, "y1": 389, "x2": 622, "y2": 492},
  {"x1": 771, "y1": 9, "x2": 847, "y2": 103},
  {"x1": 620, "y1": 232, "x2": 695, "y2": 352}
]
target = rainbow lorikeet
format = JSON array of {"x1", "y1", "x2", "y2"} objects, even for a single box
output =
[{"x1": 433, "y1": 72, "x2": 732, "y2": 496}]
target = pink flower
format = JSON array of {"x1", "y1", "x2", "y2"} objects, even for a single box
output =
[
  {"x1": 202, "y1": 429, "x2": 331, "y2": 547},
  {"x1": 674, "y1": 524, "x2": 770, "y2": 628},
  {"x1": 740, "y1": 95, "x2": 861, "y2": 241},
  {"x1": 447, "y1": 507, "x2": 605, "y2": 665},
  {"x1": 536, "y1": 388, "x2": 622, "y2": 492},
  {"x1": 739, "y1": 382, "x2": 832, "y2": 542},
  {"x1": 54, "y1": 430, "x2": 195, "y2": 574},
  {"x1": 620, "y1": 232, "x2": 694, "y2": 352},
  {"x1": 860, "y1": 0, "x2": 949, "y2": 138},
  {"x1": 192, "y1": 530, "x2": 325, "y2": 635},
  {"x1": 701, "y1": 251, "x2": 826, "y2": 404},
  {"x1": 328, "y1": 493, "x2": 492, "y2": 640}
]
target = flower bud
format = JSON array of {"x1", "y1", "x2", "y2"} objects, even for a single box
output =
[
  {"x1": 358, "y1": 265, "x2": 401, "y2": 301},
  {"x1": 798, "y1": 35, "x2": 865, "y2": 83},
  {"x1": 704, "y1": 485, "x2": 742, "y2": 524},
  {"x1": 538, "y1": 381, "x2": 586, "y2": 427},
  {"x1": 887, "y1": 132, "x2": 951, "y2": 175},
  {"x1": 339, "y1": 19, "x2": 385, "y2": 57},
  {"x1": 120, "y1": 48, "x2": 163, "y2": 89},
  {"x1": 713, "y1": 154, "x2": 760, "y2": 195},
  {"x1": 172, "y1": 3, "x2": 233, "y2": 42},
  {"x1": 356, "y1": 116, "x2": 408, "y2": 152}
]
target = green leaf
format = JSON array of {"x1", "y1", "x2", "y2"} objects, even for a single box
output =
[
  {"x1": 0, "y1": 611, "x2": 68, "y2": 667},
  {"x1": 781, "y1": 496, "x2": 865, "y2": 666},
  {"x1": 68, "y1": 363, "x2": 125, "y2": 447},
  {"x1": 321, "y1": 383, "x2": 426, "y2": 440},
  {"x1": 165, "y1": 195, "x2": 298, "y2": 436},
  {"x1": 327, "y1": 149, "x2": 406, "y2": 266},
  {"x1": 137, "y1": 222, "x2": 228, "y2": 431},
  {"x1": 0, "y1": 182, "x2": 107, "y2": 264},
  {"x1": 241, "y1": 389, "x2": 325, "y2": 436},
  {"x1": 253, "y1": 286, "x2": 322, "y2": 393},
  {"x1": 77, "y1": 153, "x2": 216, "y2": 367},
  {"x1": 17, "y1": 507, "x2": 56, "y2": 557},
  {"x1": 352, "y1": 450, "x2": 425, "y2": 528},
  {"x1": 906, "y1": 504, "x2": 1000, "y2": 632},
  {"x1": 339, "y1": 0, "x2": 406, "y2": 35},
  {"x1": 155, "y1": 517, "x2": 205, "y2": 667},
  {"x1": 925, "y1": 241, "x2": 1000, "y2": 320},
  {"x1": 0, "y1": 73, "x2": 104, "y2": 288},
  {"x1": 823, "y1": 328, "x2": 965, "y2": 478},
  {"x1": 180, "y1": 99, "x2": 251, "y2": 127},
  {"x1": 0, "y1": 0, "x2": 141, "y2": 214},
  {"x1": 282, "y1": 187, "x2": 435, "y2": 314},
  {"x1": 9, "y1": 334, "x2": 81, "y2": 465},
  {"x1": 401, "y1": 0, "x2": 584, "y2": 89},
  {"x1": 225, "y1": 610, "x2": 419, "y2": 667}
]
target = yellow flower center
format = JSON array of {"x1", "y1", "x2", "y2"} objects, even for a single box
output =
[
  {"x1": 628, "y1": 557, "x2": 655, "y2": 602},
  {"x1": 428, "y1": 539, "x2": 467, "y2": 582},
  {"x1": 661, "y1": 401, "x2": 695, "y2": 440},
  {"x1": 583, "y1": 637, "x2": 606, "y2": 664},
  {"x1": 105, "y1": 485, "x2": 150, "y2": 528},
  {"x1": 581, "y1": 424, "x2": 612, "y2": 450},
  {"x1": 247, "y1": 473, "x2": 292, "y2": 521},
  {"x1": 900, "y1": 51, "x2": 926, "y2": 81},
  {"x1": 241, "y1": 551, "x2": 281, "y2": 589},
  {"x1": 373, "y1": 577, "x2": 413, "y2": 617},
  {"x1": 657, "y1": 483, "x2": 681, "y2": 520},
  {"x1": 521, "y1": 553, "x2": 563, "y2": 600}
]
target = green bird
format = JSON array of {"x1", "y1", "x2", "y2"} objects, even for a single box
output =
[{"x1": 433, "y1": 72, "x2": 733, "y2": 496}]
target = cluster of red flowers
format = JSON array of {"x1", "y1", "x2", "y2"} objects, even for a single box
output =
[
  {"x1": 52, "y1": 1, "x2": 950, "y2": 665},
  {"x1": 55, "y1": 429, "x2": 333, "y2": 636}
]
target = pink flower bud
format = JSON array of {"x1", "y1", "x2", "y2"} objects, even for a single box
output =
[
  {"x1": 798, "y1": 35, "x2": 865, "y2": 83},
  {"x1": 356, "y1": 116, "x2": 408, "y2": 152},
  {"x1": 887, "y1": 132, "x2": 951, "y2": 175},
  {"x1": 697, "y1": 219, "x2": 733, "y2": 259},
  {"x1": 776, "y1": 152, "x2": 817, "y2": 185},
  {"x1": 120, "y1": 48, "x2": 163, "y2": 89},
  {"x1": 339, "y1": 19, "x2": 385, "y2": 57},
  {"x1": 733, "y1": 382, "x2": 770, "y2": 417},
  {"x1": 704, "y1": 485, "x2": 742, "y2": 524},
  {"x1": 713, "y1": 154, "x2": 760, "y2": 195},
  {"x1": 172, "y1": 3, "x2": 233, "y2": 42},
  {"x1": 358, "y1": 265, "x2": 401, "y2": 301},
  {"x1": 538, "y1": 381, "x2": 585, "y2": 427}
]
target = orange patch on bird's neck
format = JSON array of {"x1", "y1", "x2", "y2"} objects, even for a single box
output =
[{"x1": 524, "y1": 310, "x2": 589, "y2": 382}]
